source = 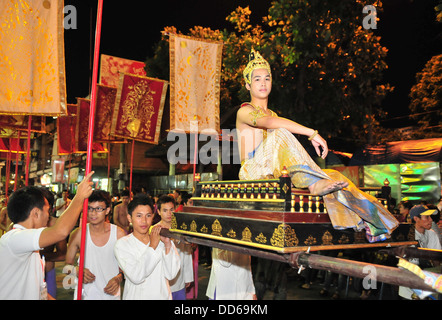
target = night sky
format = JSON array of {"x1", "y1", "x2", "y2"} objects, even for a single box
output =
[{"x1": 63, "y1": 0, "x2": 442, "y2": 130}]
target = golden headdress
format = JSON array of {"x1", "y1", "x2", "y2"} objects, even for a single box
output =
[{"x1": 243, "y1": 48, "x2": 271, "y2": 85}]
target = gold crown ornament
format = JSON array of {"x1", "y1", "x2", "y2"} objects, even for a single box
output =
[{"x1": 243, "y1": 49, "x2": 272, "y2": 85}]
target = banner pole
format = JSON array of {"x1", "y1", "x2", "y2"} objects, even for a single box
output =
[
  {"x1": 14, "y1": 132, "x2": 21, "y2": 192},
  {"x1": 77, "y1": 0, "x2": 104, "y2": 300},
  {"x1": 25, "y1": 116, "x2": 32, "y2": 186},
  {"x1": 130, "y1": 139, "x2": 134, "y2": 198}
]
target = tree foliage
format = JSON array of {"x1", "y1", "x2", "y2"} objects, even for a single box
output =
[
  {"x1": 145, "y1": 0, "x2": 394, "y2": 151},
  {"x1": 409, "y1": 54, "x2": 442, "y2": 139}
]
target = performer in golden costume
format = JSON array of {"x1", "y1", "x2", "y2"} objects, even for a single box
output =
[{"x1": 236, "y1": 49, "x2": 399, "y2": 242}]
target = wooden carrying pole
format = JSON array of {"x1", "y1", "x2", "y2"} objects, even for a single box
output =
[
  {"x1": 160, "y1": 229, "x2": 438, "y2": 293},
  {"x1": 76, "y1": 0, "x2": 104, "y2": 300}
]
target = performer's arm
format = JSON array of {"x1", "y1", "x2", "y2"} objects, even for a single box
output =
[
  {"x1": 39, "y1": 172, "x2": 94, "y2": 248},
  {"x1": 237, "y1": 106, "x2": 329, "y2": 159}
]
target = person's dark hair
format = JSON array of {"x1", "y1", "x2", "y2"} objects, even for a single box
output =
[
  {"x1": 127, "y1": 194, "x2": 154, "y2": 216},
  {"x1": 7, "y1": 186, "x2": 46, "y2": 224},
  {"x1": 400, "y1": 200, "x2": 413, "y2": 210},
  {"x1": 89, "y1": 190, "x2": 111, "y2": 208},
  {"x1": 182, "y1": 192, "x2": 193, "y2": 205},
  {"x1": 39, "y1": 187, "x2": 55, "y2": 209},
  {"x1": 157, "y1": 195, "x2": 175, "y2": 211},
  {"x1": 39, "y1": 187, "x2": 55, "y2": 217},
  {"x1": 427, "y1": 204, "x2": 440, "y2": 223},
  {"x1": 121, "y1": 189, "x2": 130, "y2": 197}
]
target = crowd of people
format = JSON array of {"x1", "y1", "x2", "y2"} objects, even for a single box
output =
[
  {"x1": 0, "y1": 178, "x2": 205, "y2": 300},
  {"x1": 0, "y1": 179, "x2": 441, "y2": 300}
]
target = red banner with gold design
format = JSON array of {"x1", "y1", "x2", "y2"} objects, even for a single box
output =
[
  {"x1": 7, "y1": 138, "x2": 25, "y2": 154},
  {"x1": 95, "y1": 85, "x2": 126, "y2": 143},
  {"x1": 76, "y1": 99, "x2": 107, "y2": 153},
  {"x1": 111, "y1": 73, "x2": 168, "y2": 144},
  {"x1": 99, "y1": 54, "x2": 146, "y2": 88},
  {"x1": 0, "y1": 138, "x2": 25, "y2": 159},
  {"x1": 0, "y1": 115, "x2": 46, "y2": 133},
  {"x1": 57, "y1": 104, "x2": 79, "y2": 155}
]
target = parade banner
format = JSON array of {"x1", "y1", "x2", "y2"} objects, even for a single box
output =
[
  {"x1": 0, "y1": 0, "x2": 66, "y2": 115},
  {"x1": 76, "y1": 98, "x2": 107, "y2": 153},
  {"x1": 52, "y1": 159, "x2": 65, "y2": 183},
  {"x1": 111, "y1": 73, "x2": 168, "y2": 144},
  {"x1": 0, "y1": 139, "x2": 10, "y2": 153},
  {"x1": 0, "y1": 128, "x2": 35, "y2": 139},
  {"x1": 95, "y1": 84, "x2": 126, "y2": 143},
  {"x1": 99, "y1": 54, "x2": 147, "y2": 88},
  {"x1": 57, "y1": 104, "x2": 79, "y2": 155},
  {"x1": 169, "y1": 34, "x2": 222, "y2": 133},
  {"x1": 0, "y1": 115, "x2": 46, "y2": 133},
  {"x1": 8, "y1": 138, "x2": 26, "y2": 154}
]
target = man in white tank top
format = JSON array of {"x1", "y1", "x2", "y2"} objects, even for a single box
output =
[{"x1": 66, "y1": 190, "x2": 126, "y2": 300}]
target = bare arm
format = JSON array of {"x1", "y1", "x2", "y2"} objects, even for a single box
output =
[
  {"x1": 65, "y1": 227, "x2": 96, "y2": 283},
  {"x1": 65, "y1": 228, "x2": 81, "y2": 265},
  {"x1": 39, "y1": 172, "x2": 94, "y2": 249},
  {"x1": 237, "y1": 106, "x2": 328, "y2": 159}
]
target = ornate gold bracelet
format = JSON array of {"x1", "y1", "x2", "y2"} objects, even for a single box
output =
[{"x1": 308, "y1": 130, "x2": 318, "y2": 141}]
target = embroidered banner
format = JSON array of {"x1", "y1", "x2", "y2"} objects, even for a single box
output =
[
  {"x1": 0, "y1": 115, "x2": 46, "y2": 133},
  {"x1": 99, "y1": 54, "x2": 147, "y2": 88},
  {"x1": 75, "y1": 98, "x2": 107, "y2": 154},
  {"x1": 8, "y1": 138, "x2": 26, "y2": 154},
  {"x1": 111, "y1": 73, "x2": 168, "y2": 144},
  {"x1": 169, "y1": 34, "x2": 222, "y2": 133},
  {"x1": 0, "y1": 0, "x2": 66, "y2": 115},
  {"x1": 57, "y1": 104, "x2": 78, "y2": 155},
  {"x1": 52, "y1": 159, "x2": 65, "y2": 183},
  {"x1": 95, "y1": 84, "x2": 126, "y2": 143}
]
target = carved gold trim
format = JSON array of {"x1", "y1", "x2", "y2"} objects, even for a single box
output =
[
  {"x1": 241, "y1": 227, "x2": 252, "y2": 242},
  {"x1": 321, "y1": 231, "x2": 333, "y2": 245},
  {"x1": 227, "y1": 229, "x2": 236, "y2": 238},
  {"x1": 270, "y1": 224, "x2": 299, "y2": 248},
  {"x1": 190, "y1": 220, "x2": 197, "y2": 232},
  {"x1": 191, "y1": 197, "x2": 284, "y2": 203},
  {"x1": 255, "y1": 233, "x2": 267, "y2": 244},
  {"x1": 211, "y1": 219, "x2": 222, "y2": 237},
  {"x1": 171, "y1": 214, "x2": 177, "y2": 229},
  {"x1": 169, "y1": 229, "x2": 417, "y2": 253},
  {"x1": 304, "y1": 235, "x2": 317, "y2": 246},
  {"x1": 338, "y1": 234, "x2": 350, "y2": 244}
]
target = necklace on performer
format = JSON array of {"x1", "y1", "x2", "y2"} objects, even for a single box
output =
[{"x1": 249, "y1": 102, "x2": 267, "y2": 111}]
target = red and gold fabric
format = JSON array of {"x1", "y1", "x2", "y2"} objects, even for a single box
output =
[
  {"x1": 0, "y1": 0, "x2": 67, "y2": 115},
  {"x1": 169, "y1": 34, "x2": 223, "y2": 133},
  {"x1": 75, "y1": 98, "x2": 107, "y2": 154},
  {"x1": 95, "y1": 84, "x2": 126, "y2": 143},
  {"x1": 57, "y1": 104, "x2": 79, "y2": 155},
  {"x1": 0, "y1": 115, "x2": 46, "y2": 133},
  {"x1": 99, "y1": 54, "x2": 146, "y2": 88},
  {"x1": 111, "y1": 73, "x2": 168, "y2": 144}
]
